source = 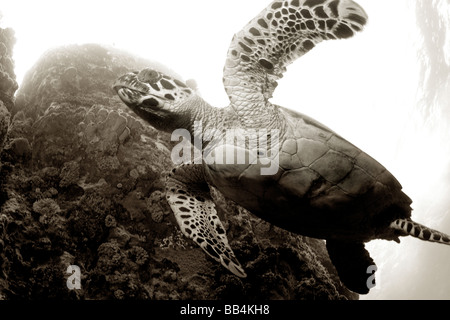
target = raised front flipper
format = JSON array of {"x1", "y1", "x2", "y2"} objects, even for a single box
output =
[
  {"x1": 165, "y1": 163, "x2": 247, "y2": 278},
  {"x1": 223, "y1": 0, "x2": 368, "y2": 106},
  {"x1": 326, "y1": 240, "x2": 375, "y2": 294}
]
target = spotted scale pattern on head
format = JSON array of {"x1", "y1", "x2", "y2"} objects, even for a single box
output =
[
  {"x1": 114, "y1": 68, "x2": 194, "y2": 108},
  {"x1": 223, "y1": 0, "x2": 368, "y2": 104},
  {"x1": 165, "y1": 163, "x2": 247, "y2": 278}
]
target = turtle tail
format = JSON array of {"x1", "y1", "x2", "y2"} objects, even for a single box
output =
[{"x1": 390, "y1": 219, "x2": 450, "y2": 245}]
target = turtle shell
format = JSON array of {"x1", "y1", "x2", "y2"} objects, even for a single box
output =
[{"x1": 205, "y1": 105, "x2": 412, "y2": 242}]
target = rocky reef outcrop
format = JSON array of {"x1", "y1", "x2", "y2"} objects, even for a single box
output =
[
  {"x1": 0, "y1": 43, "x2": 357, "y2": 300},
  {"x1": 0, "y1": 27, "x2": 18, "y2": 164}
]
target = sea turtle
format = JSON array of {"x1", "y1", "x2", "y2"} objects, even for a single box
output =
[{"x1": 113, "y1": 0, "x2": 450, "y2": 294}]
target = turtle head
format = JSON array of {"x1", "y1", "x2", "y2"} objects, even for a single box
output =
[{"x1": 113, "y1": 68, "x2": 196, "y2": 131}]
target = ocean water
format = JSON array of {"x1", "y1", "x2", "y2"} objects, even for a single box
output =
[{"x1": 362, "y1": 0, "x2": 450, "y2": 300}]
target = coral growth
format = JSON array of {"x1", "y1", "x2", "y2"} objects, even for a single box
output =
[
  {"x1": 0, "y1": 101, "x2": 9, "y2": 151},
  {"x1": 0, "y1": 26, "x2": 18, "y2": 193},
  {"x1": 0, "y1": 27, "x2": 18, "y2": 109}
]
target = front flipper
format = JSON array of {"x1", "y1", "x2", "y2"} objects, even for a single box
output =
[
  {"x1": 165, "y1": 163, "x2": 247, "y2": 278},
  {"x1": 223, "y1": 0, "x2": 368, "y2": 102},
  {"x1": 326, "y1": 240, "x2": 375, "y2": 294}
]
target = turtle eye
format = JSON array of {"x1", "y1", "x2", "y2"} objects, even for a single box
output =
[{"x1": 138, "y1": 68, "x2": 162, "y2": 84}]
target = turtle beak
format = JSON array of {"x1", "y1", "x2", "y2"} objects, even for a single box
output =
[
  {"x1": 113, "y1": 73, "x2": 139, "y2": 93},
  {"x1": 114, "y1": 86, "x2": 136, "y2": 105},
  {"x1": 113, "y1": 73, "x2": 154, "y2": 106}
]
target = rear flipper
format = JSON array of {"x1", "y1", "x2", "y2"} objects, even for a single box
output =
[
  {"x1": 326, "y1": 240, "x2": 375, "y2": 294},
  {"x1": 165, "y1": 163, "x2": 247, "y2": 278},
  {"x1": 390, "y1": 219, "x2": 450, "y2": 245}
]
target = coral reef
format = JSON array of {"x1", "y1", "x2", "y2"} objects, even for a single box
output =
[
  {"x1": 0, "y1": 101, "x2": 9, "y2": 152},
  {"x1": 0, "y1": 27, "x2": 18, "y2": 110},
  {"x1": 0, "y1": 26, "x2": 18, "y2": 184},
  {"x1": 0, "y1": 43, "x2": 358, "y2": 300}
]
